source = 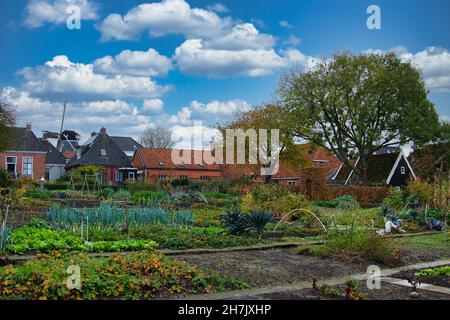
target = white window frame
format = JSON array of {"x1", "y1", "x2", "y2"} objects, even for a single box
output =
[
  {"x1": 287, "y1": 180, "x2": 297, "y2": 186},
  {"x1": 100, "y1": 149, "x2": 106, "y2": 156},
  {"x1": 400, "y1": 166, "x2": 406, "y2": 175},
  {"x1": 22, "y1": 156, "x2": 33, "y2": 176},
  {"x1": 5, "y1": 156, "x2": 17, "y2": 174},
  {"x1": 115, "y1": 171, "x2": 121, "y2": 182},
  {"x1": 128, "y1": 172, "x2": 135, "y2": 180}
]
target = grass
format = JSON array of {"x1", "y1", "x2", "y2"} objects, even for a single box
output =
[{"x1": 394, "y1": 232, "x2": 449, "y2": 250}]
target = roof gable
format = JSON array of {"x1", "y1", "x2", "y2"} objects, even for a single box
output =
[
  {"x1": 66, "y1": 133, "x2": 132, "y2": 168},
  {"x1": 110, "y1": 136, "x2": 142, "y2": 152},
  {"x1": 7, "y1": 127, "x2": 47, "y2": 152},
  {"x1": 39, "y1": 139, "x2": 66, "y2": 165}
]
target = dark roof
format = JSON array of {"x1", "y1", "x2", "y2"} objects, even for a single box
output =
[
  {"x1": 110, "y1": 136, "x2": 142, "y2": 152},
  {"x1": 61, "y1": 130, "x2": 80, "y2": 141},
  {"x1": 39, "y1": 139, "x2": 66, "y2": 165},
  {"x1": 66, "y1": 133, "x2": 132, "y2": 168},
  {"x1": 334, "y1": 153, "x2": 401, "y2": 185},
  {"x1": 7, "y1": 127, "x2": 47, "y2": 152}
]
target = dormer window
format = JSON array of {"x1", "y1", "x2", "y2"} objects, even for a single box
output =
[
  {"x1": 159, "y1": 161, "x2": 164, "y2": 167},
  {"x1": 100, "y1": 149, "x2": 106, "y2": 156}
]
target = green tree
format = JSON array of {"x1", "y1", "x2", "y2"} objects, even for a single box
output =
[
  {"x1": 218, "y1": 104, "x2": 311, "y2": 182},
  {"x1": 278, "y1": 52, "x2": 441, "y2": 185},
  {"x1": 0, "y1": 101, "x2": 16, "y2": 152}
]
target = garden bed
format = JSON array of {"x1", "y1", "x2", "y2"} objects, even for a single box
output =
[{"x1": 0, "y1": 251, "x2": 245, "y2": 300}]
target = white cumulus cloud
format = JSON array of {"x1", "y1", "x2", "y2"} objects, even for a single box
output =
[
  {"x1": 142, "y1": 99, "x2": 164, "y2": 113},
  {"x1": 93, "y1": 48, "x2": 172, "y2": 77},
  {"x1": 174, "y1": 39, "x2": 315, "y2": 77},
  {"x1": 18, "y1": 55, "x2": 171, "y2": 101},
  {"x1": 24, "y1": 0, "x2": 98, "y2": 28},
  {"x1": 98, "y1": 0, "x2": 232, "y2": 41}
]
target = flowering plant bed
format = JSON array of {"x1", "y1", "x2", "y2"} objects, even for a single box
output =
[{"x1": 0, "y1": 251, "x2": 246, "y2": 299}]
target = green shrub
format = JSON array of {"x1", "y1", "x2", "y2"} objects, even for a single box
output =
[
  {"x1": 325, "y1": 226, "x2": 400, "y2": 266},
  {"x1": 204, "y1": 192, "x2": 230, "y2": 199},
  {"x1": 246, "y1": 211, "x2": 272, "y2": 234},
  {"x1": 314, "y1": 195, "x2": 359, "y2": 210},
  {"x1": 132, "y1": 190, "x2": 167, "y2": 204},
  {"x1": 383, "y1": 187, "x2": 405, "y2": 209},
  {"x1": 221, "y1": 206, "x2": 250, "y2": 235},
  {"x1": 25, "y1": 187, "x2": 51, "y2": 199},
  {"x1": 112, "y1": 189, "x2": 131, "y2": 201},
  {"x1": 0, "y1": 167, "x2": 11, "y2": 188}
]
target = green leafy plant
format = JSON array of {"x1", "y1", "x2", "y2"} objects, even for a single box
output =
[
  {"x1": 415, "y1": 266, "x2": 450, "y2": 277},
  {"x1": 383, "y1": 187, "x2": 405, "y2": 209},
  {"x1": 220, "y1": 206, "x2": 250, "y2": 235},
  {"x1": 246, "y1": 211, "x2": 272, "y2": 235},
  {"x1": 0, "y1": 251, "x2": 246, "y2": 300}
]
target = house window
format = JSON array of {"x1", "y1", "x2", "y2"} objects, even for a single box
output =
[
  {"x1": 180, "y1": 175, "x2": 188, "y2": 180},
  {"x1": 45, "y1": 167, "x2": 50, "y2": 181},
  {"x1": 22, "y1": 157, "x2": 33, "y2": 176},
  {"x1": 115, "y1": 171, "x2": 121, "y2": 182},
  {"x1": 128, "y1": 172, "x2": 135, "y2": 180},
  {"x1": 401, "y1": 166, "x2": 406, "y2": 175},
  {"x1": 158, "y1": 174, "x2": 167, "y2": 180},
  {"x1": 159, "y1": 161, "x2": 164, "y2": 167},
  {"x1": 5, "y1": 156, "x2": 16, "y2": 174},
  {"x1": 200, "y1": 175, "x2": 209, "y2": 181},
  {"x1": 287, "y1": 181, "x2": 297, "y2": 186},
  {"x1": 100, "y1": 149, "x2": 106, "y2": 156}
]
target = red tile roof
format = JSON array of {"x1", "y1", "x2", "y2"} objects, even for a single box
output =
[{"x1": 135, "y1": 148, "x2": 221, "y2": 170}]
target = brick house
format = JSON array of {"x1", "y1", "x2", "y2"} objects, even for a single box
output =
[
  {"x1": 0, "y1": 124, "x2": 46, "y2": 180},
  {"x1": 132, "y1": 148, "x2": 222, "y2": 182},
  {"x1": 66, "y1": 128, "x2": 136, "y2": 185}
]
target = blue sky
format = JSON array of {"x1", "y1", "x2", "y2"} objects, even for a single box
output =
[{"x1": 0, "y1": 0, "x2": 449, "y2": 147}]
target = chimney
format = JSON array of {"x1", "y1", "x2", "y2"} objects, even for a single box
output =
[
  {"x1": 26, "y1": 123, "x2": 32, "y2": 131},
  {"x1": 91, "y1": 131, "x2": 97, "y2": 137},
  {"x1": 42, "y1": 132, "x2": 49, "y2": 140},
  {"x1": 100, "y1": 127, "x2": 106, "y2": 134}
]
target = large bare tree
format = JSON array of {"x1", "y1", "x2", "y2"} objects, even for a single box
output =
[
  {"x1": 0, "y1": 100, "x2": 16, "y2": 152},
  {"x1": 140, "y1": 126, "x2": 175, "y2": 149}
]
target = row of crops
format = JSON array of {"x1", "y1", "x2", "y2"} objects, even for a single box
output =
[{"x1": 46, "y1": 204, "x2": 195, "y2": 229}]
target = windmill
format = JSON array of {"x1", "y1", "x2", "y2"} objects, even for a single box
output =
[{"x1": 56, "y1": 101, "x2": 67, "y2": 152}]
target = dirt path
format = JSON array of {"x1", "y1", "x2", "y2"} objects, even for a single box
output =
[{"x1": 173, "y1": 248, "x2": 373, "y2": 288}]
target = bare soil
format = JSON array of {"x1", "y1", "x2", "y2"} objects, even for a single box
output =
[
  {"x1": 174, "y1": 248, "x2": 373, "y2": 288},
  {"x1": 242, "y1": 281, "x2": 449, "y2": 300}
]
